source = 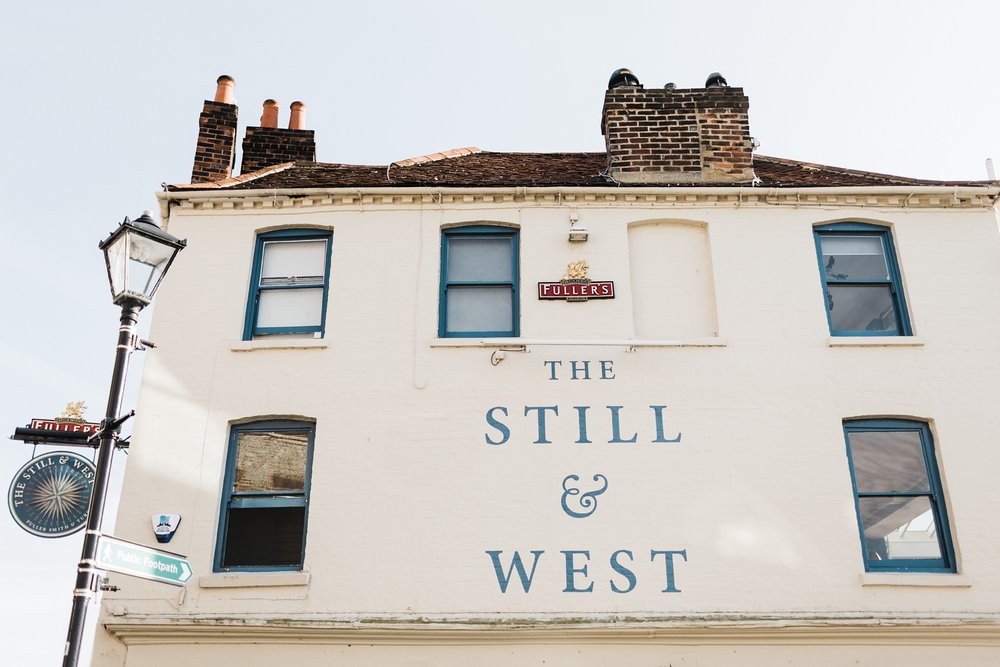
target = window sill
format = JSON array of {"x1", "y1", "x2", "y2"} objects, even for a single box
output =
[
  {"x1": 828, "y1": 336, "x2": 924, "y2": 348},
  {"x1": 430, "y1": 337, "x2": 727, "y2": 348},
  {"x1": 860, "y1": 572, "x2": 970, "y2": 588},
  {"x1": 230, "y1": 338, "x2": 328, "y2": 352},
  {"x1": 199, "y1": 571, "x2": 310, "y2": 588}
]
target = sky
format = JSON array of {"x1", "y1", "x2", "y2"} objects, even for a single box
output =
[{"x1": 1, "y1": 1, "x2": 998, "y2": 664}]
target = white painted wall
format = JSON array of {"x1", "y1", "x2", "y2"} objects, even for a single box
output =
[
  {"x1": 93, "y1": 192, "x2": 1000, "y2": 665},
  {"x1": 629, "y1": 220, "x2": 718, "y2": 338}
]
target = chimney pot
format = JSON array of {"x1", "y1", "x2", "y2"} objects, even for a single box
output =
[
  {"x1": 213, "y1": 75, "x2": 236, "y2": 104},
  {"x1": 241, "y1": 100, "x2": 316, "y2": 173},
  {"x1": 608, "y1": 68, "x2": 640, "y2": 89},
  {"x1": 261, "y1": 99, "x2": 279, "y2": 128},
  {"x1": 705, "y1": 72, "x2": 728, "y2": 88},
  {"x1": 289, "y1": 101, "x2": 307, "y2": 130}
]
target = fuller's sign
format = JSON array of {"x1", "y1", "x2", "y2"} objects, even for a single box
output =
[
  {"x1": 538, "y1": 260, "x2": 614, "y2": 302},
  {"x1": 30, "y1": 418, "x2": 101, "y2": 434},
  {"x1": 10, "y1": 402, "x2": 102, "y2": 448},
  {"x1": 538, "y1": 281, "x2": 615, "y2": 301},
  {"x1": 11, "y1": 418, "x2": 102, "y2": 448}
]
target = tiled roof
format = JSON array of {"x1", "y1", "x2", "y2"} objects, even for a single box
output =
[
  {"x1": 750, "y1": 155, "x2": 987, "y2": 187},
  {"x1": 168, "y1": 152, "x2": 993, "y2": 191}
]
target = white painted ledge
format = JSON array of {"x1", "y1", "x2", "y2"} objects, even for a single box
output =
[
  {"x1": 198, "y1": 572, "x2": 310, "y2": 588},
  {"x1": 860, "y1": 573, "x2": 971, "y2": 588},
  {"x1": 828, "y1": 336, "x2": 924, "y2": 347},
  {"x1": 230, "y1": 339, "x2": 328, "y2": 352},
  {"x1": 107, "y1": 615, "x2": 1000, "y2": 645},
  {"x1": 430, "y1": 337, "x2": 727, "y2": 348}
]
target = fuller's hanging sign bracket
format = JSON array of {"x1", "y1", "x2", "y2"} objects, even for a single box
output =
[{"x1": 8, "y1": 401, "x2": 129, "y2": 449}]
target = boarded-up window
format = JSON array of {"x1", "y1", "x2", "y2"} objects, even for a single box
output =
[{"x1": 628, "y1": 222, "x2": 718, "y2": 338}]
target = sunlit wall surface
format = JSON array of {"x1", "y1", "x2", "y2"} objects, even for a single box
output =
[{"x1": 93, "y1": 189, "x2": 1000, "y2": 666}]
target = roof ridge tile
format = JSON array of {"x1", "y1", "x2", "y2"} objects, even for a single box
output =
[
  {"x1": 392, "y1": 147, "x2": 482, "y2": 168},
  {"x1": 172, "y1": 162, "x2": 296, "y2": 190}
]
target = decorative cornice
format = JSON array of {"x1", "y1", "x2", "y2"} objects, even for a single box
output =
[
  {"x1": 157, "y1": 187, "x2": 999, "y2": 218},
  {"x1": 105, "y1": 615, "x2": 1000, "y2": 646}
]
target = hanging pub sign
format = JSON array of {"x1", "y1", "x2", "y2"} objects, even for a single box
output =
[
  {"x1": 7, "y1": 402, "x2": 99, "y2": 536},
  {"x1": 8, "y1": 451, "x2": 96, "y2": 538},
  {"x1": 538, "y1": 260, "x2": 614, "y2": 302},
  {"x1": 9, "y1": 401, "x2": 102, "y2": 448}
]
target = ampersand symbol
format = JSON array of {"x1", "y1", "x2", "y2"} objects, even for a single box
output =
[{"x1": 560, "y1": 473, "x2": 609, "y2": 519}]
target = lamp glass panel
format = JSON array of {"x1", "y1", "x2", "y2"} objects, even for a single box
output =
[
  {"x1": 126, "y1": 233, "x2": 176, "y2": 299},
  {"x1": 105, "y1": 233, "x2": 129, "y2": 298}
]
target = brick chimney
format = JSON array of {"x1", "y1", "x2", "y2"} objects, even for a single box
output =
[
  {"x1": 240, "y1": 99, "x2": 316, "y2": 174},
  {"x1": 191, "y1": 75, "x2": 239, "y2": 184},
  {"x1": 601, "y1": 69, "x2": 754, "y2": 184}
]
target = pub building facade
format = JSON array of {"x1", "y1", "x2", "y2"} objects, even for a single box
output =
[{"x1": 92, "y1": 72, "x2": 1000, "y2": 666}]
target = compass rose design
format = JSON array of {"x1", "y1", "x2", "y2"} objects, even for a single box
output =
[
  {"x1": 31, "y1": 466, "x2": 89, "y2": 522},
  {"x1": 8, "y1": 452, "x2": 96, "y2": 538}
]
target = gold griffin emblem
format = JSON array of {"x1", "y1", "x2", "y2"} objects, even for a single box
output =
[
  {"x1": 561, "y1": 260, "x2": 589, "y2": 282},
  {"x1": 57, "y1": 401, "x2": 88, "y2": 422}
]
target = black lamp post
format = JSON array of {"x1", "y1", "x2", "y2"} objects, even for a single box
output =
[{"x1": 62, "y1": 211, "x2": 186, "y2": 667}]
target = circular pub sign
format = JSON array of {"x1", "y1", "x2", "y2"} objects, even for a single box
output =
[{"x1": 8, "y1": 452, "x2": 96, "y2": 538}]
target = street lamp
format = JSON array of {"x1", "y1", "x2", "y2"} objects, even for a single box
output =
[
  {"x1": 62, "y1": 211, "x2": 186, "y2": 667},
  {"x1": 99, "y1": 211, "x2": 187, "y2": 307}
]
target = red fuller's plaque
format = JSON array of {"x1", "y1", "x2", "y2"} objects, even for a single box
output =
[
  {"x1": 538, "y1": 281, "x2": 615, "y2": 301},
  {"x1": 539, "y1": 260, "x2": 614, "y2": 302}
]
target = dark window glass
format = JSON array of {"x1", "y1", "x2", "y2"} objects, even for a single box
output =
[
  {"x1": 815, "y1": 225, "x2": 910, "y2": 336},
  {"x1": 826, "y1": 285, "x2": 898, "y2": 333},
  {"x1": 222, "y1": 507, "x2": 306, "y2": 568},
  {"x1": 844, "y1": 420, "x2": 955, "y2": 572}
]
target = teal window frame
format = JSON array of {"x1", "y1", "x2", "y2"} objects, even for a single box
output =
[
  {"x1": 214, "y1": 419, "x2": 316, "y2": 572},
  {"x1": 843, "y1": 419, "x2": 955, "y2": 573},
  {"x1": 439, "y1": 225, "x2": 519, "y2": 337},
  {"x1": 243, "y1": 229, "x2": 333, "y2": 340},
  {"x1": 813, "y1": 223, "x2": 911, "y2": 336}
]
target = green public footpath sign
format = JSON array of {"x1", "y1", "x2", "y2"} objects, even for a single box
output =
[{"x1": 96, "y1": 535, "x2": 193, "y2": 586}]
